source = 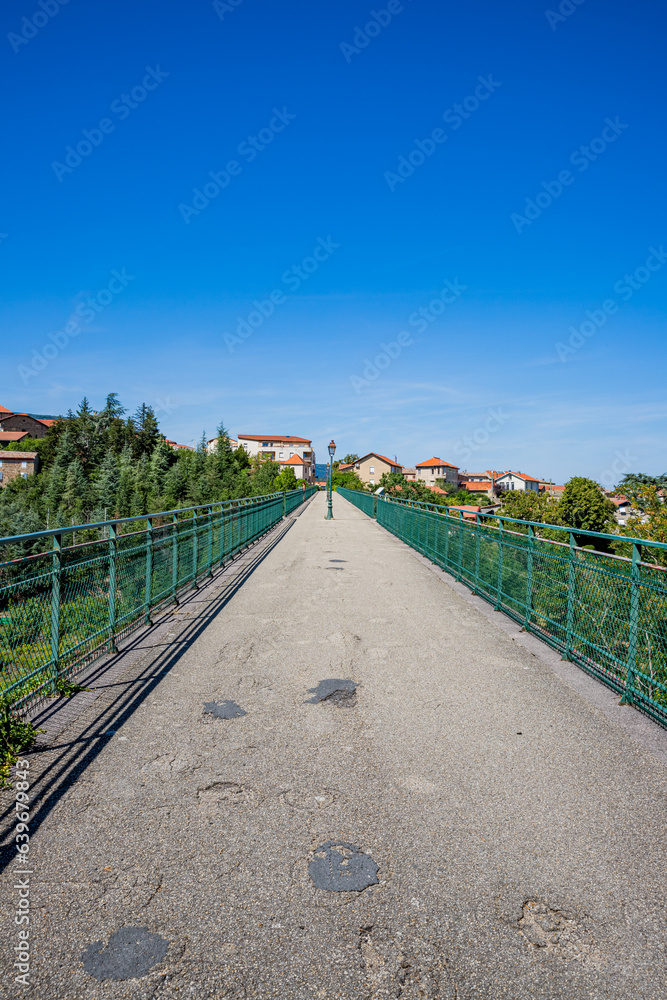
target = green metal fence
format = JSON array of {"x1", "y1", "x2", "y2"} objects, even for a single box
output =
[
  {"x1": 338, "y1": 488, "x2": 667, "y2": 728},
  {"x1": 0, "y1": 487, "x2": 316, "y2": 712}
]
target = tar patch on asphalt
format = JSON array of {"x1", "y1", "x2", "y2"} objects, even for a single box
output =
[
  {"x1": 309, "y1": 841, "x2": 379, "y2": 891},
  {"x1": 81, "y1": 926, "x2": 169, "y2": 981},
  {"x1": 305, "y1": 679, "x2": 358, "y2": 706},
  {"x1": 203, "y1": 700, "x2": 247, "y2": 719}
]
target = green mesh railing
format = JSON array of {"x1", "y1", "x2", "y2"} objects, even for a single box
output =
[
  {"x1": 338, "y1": 488, "x2": 667, "y2": 728},
  {"x1": 0, "y1": 487, "x2": 316, "y2": 712}
]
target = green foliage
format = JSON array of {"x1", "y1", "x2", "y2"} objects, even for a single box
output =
[
  {"x1": 274, "y1": 467, "x2": 298, "y2": 492},
  {"x1": 378, "y1": 473, "x2": 448, "y2": 505},
  {"x1": 558, "y1": 477, "x2": 616, "y2": 539},
  {"x1": 442, "y1": 489, "x2": 476, "y2": 506},
  {"x1": 434, "y1": 479, "x2": 459, "y2": 494},
  {"x1": 55, "y1": 679, "x2": 91, "y2": 697},
  {"x1": 617, "y1": 472, "x2": 667, "y2": 490},
  {"x1": 331, "y1": 469, "x2": 365, "y2": 490},
  {"x1": 616, "y1": 485, "x2": 667, "y2": 566},
  {"x1": 0, "y1": 398, "x2": 283, "y2": 539},
  {"x1": 499, "y1": 489, "x2": 562, "y2": 527},
  {"x1": 0, "y1": 698, "x2": 43, "y2": 785}
]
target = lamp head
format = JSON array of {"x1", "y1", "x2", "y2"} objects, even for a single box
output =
[{"x1": 328, "y1": 439, "x2": 336, "y2": 458}]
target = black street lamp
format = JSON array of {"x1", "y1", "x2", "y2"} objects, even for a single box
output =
[{"x1": 326, "y1": 439, "x2": 336, "y2": 519}]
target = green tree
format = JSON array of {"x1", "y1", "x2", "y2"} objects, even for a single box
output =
[
  {"x1": 131, "y1": 403, "x2": 161, "y2": 459},
  {"x1": 499, "y1": 489, "x2": 561, "y2": 526},
  {"x1": 558, "y1": 477, "x2": 616, "y2": 543},
  {"x1": 93, "y1": 450, "x2": 120, "y2": 519},
  {"x1": 58, "y1": 459, "x2": 88, "y2": 524},
  {"x1": 274, "y1": 467, "x2": 298, "y2": 492},
  {"x1": 616, "y1": 472, "x2": 667, "y2": 491},
  {"x1": 617, "y1": 485, "x2": 667, "y2": 565},
  {"x1": 250, "y1": 456, "x2": 280, "y2": 495}
]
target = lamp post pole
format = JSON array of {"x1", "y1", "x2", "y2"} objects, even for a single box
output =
[{"x1": 325, "y1": 439, "x2": 336, "y2": 520}]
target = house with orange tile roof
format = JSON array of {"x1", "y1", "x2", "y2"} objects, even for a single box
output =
[
  {"x1": 0, "y1": 431, "x2": 30, "y2": 446},
  {"x1": 279, "y1": 453, "x2": 310, "y2": 480},
  {"x1": 415, "y1": 457, "x2": 459, "y2": 488},
  {"x1": 347, "y1": 452, "x2": 402, "y2": 487},
  {"x1": 0, "y1": 412, "x2": 56, "y2": 439},
  {"x1": 462, "y1": 480, "x2": 495, "y2": 498}
]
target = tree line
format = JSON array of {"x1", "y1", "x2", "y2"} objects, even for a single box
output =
[{"x1": 0, "y1": 394, "x2": 303, "y2": 541}]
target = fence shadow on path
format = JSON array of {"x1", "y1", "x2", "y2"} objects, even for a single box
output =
[{"x1": 0, "y1": 516, "x2": 297, "y2": 876}]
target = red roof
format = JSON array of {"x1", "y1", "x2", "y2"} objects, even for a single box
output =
[
  {"x1": 238, "y1": 434, "x2": 311, "y2": 444},
  {"x1": 463, "y1": 481, "x2": 492, "y2": 491},
  {"x1": 38, "y1": 418, "x2": 56, "y2": 427},
  {"x1": 357, "y1": 452, "x2": 402, "y2": 468},
  {"x1": 496, "y1": 471, "x2": 538, "y2": 483},
  {"x1": 283, "y1": 454, "x2": 304, "y2": 466},
  {"x1": 0, "y1": 450, "x2": 38, "y2": 460},
  {"x1": 416, "y1": 456, "x2": 459, "y2": 469},
  {"x1": 448, "y1": 504, "x2": 482, "y2": 513},
  {"x1": 0, "y1": 404, "x2": 13, "y2": 415},
  {"x1": 0, "y1": 431, "x2": 29, "y2": 442}
]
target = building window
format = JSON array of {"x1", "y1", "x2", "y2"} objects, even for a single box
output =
[
  {"x1": 21, "y1": 473, "x2": 27, "y2": 479},
  {"x1": 279, "y1": 452, "x2": 284, "y2": 458},
  {"x1": 369, "y1": 466, "x2": 374, "y2": 473},
  {"x1": 21, "y1": 461, "x2": 27, "y2": 468},
  {"x1": 369, "y1": 479, "x2": 374, "y2": 486},
  {"x1": 262, "y1": 442, "x2": 269, "y2": 447}
]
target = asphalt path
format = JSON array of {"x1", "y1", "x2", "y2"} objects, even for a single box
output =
[{"x1": 1, "y1": 490, "x2": 666, "y2": 999}]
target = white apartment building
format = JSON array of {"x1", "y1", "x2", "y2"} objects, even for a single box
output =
[{"x1": 237, "y1": 435, "x2": 316, "y2": 483}]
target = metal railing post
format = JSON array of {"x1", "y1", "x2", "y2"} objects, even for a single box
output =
[
  {"x1": 171, "y1": 513, "x2": 179, "y2": 604},
  {"x1": 282, "y1": 491, "x2": 286, "y2": 518},
  {"x1": 622, "y1": 543, "x2": 641, "y2": 705},
  {"x1": 564, "y1": 532, "x2": 576, "y2": 659},
  {"x1": 144, "y1": 516, "x2": 153, "y2": 624},
  {"x1": 192, "y1": 510, "x2": 199, "y2": 587},
  {"x1": 495, "y1": 520, "x2": 503, "y2": 610},
  {"x1": 525, "y1": 524, "x2": 534, "y2": 630},
  {"x1": 473, "y1": 514, "x2": 481, "y2": 595},
  {"x1": 444, "y1": 508, "x2": 450, "y2": 570},
  {"x1": 49, "y1": 533, "x2": 62, "y2": 694},
  {"x1": 207, "y1": 506, "x2": 213, "y2": 577},
  {"x1": 457, "y1": 512, "x2": 464, "y2": 581},
  {"x1": 219, "y1": 503, "x2": 226, "y2": 565},
  {"x1": 108, "y1": 522, "x2": 117, "y2": 652}
]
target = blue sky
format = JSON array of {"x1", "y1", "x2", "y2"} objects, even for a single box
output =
[{"x1": 1, "y1": 0, "x2": 665, "y2": 483}]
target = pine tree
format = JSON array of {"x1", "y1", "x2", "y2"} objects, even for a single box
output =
[
  {"x1": 93, "y1": 450, "x2": 120, "y2": 519},
  {"x1": 58, "y1": 459, "x2": 88, "y2": 525},
  {"x1": 132, "y1": 403, "x2": 161, "y2": 459}
]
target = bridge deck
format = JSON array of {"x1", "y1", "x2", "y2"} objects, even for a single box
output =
[{"x1": 1, "y1": 490, "x2": 666, "y2": 999}]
